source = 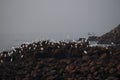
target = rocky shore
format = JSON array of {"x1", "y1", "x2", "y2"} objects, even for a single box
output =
[{"x1": 0, "y1": 40, "x2": 120, "y2": 80}]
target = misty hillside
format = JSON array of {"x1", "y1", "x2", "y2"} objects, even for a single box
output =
[{"x1": 98, "y1": 24, "x2": 120, "y2": 44}]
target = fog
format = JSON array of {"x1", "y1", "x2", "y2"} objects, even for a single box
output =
[{"x1": 0, "y1": 0, "x2": 120, "y2": 50}]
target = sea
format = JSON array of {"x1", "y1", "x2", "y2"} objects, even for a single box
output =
[{"x1": 0, "y1": 33, "x2": 88, "y2": 51}]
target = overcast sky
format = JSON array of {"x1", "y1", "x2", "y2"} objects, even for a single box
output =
[{"x1": 0, "y1": 0, "x2": 120, "y2": 49}]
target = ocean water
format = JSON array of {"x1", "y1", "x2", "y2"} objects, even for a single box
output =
[{"x1": 0, "y1": 33, "x2": 88, "y2": 51}]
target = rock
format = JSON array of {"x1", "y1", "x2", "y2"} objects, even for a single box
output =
[
  {"x1": 65, "y1": 64, "x2": 75, "y2": 73},
  {"x1": 98, "y1": 24, "x2": 120, "y2": 44}
]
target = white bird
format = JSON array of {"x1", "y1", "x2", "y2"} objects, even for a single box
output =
[
  {"x1": 32, "y1": 44, "x2": 35, "y2": 46},
  {"x1": 87, "y1": 45, "x2": 89, "y2": 47},
  {"x1": 12, "y1": 47, "x2": 16, "y2": 52},
  {"x1": 84, "y1": 50, "x2": 87, "y2": 54},
  {"x1": 75, "y1": 45, "x2": 77, "y2": 48},
  {"x1": 0, "y1": 53, "x2": 3, "y2": 56},
  {"x1": 51, "y1": 42, "x2": 54, "y2": 45},
  {"x1": 29, "y1": 47, "x2": 31, "y2": 50},
  {"x1": 105, "y1": 47, "x2": 108, "y2": 49},
  {"x1": 4, "y1": 54, "x2": 6, "y2": 57},
  {"x1": 72, "y1": 40, "x2": 75, "y2": 42},
  {"x1": 25, "y1": 44, "x2": 28, "y2": 48},
  {"x1": 10, "y1": 58, "x2": 13, "y2": 62},
  {"x1": 63, "y1": 43, "x2": 66, "y2": 46},
  {"x1": 35, "y1": 45, "x2": 37, "y2": 48},
  {"x1": 89, "y1": 44, "x2": 93, "y2": 47},
  {"x1": 40, "y1": 47, "x2": 44, "y2": 51},
  {"x1": 77, "y1": 41, "x2": 81, "y2": 43},
  {"x1": 34, "y1": 47, "x2": 36, "y2": 50},
  {"x1": 45, "y1": 41, "x2": 48, "y2": 44},
  {"x1": 57, "y1": 46, "x2": 60, "y2": 48},
  {"x1": 21, "y1": 48, "x2": 23, "y2": 51},
  {"x1": 8, "y1": 52, "x2": 11, "y2": 56},
  {"x1": 111, "y1": 42, "x2": 114, "y2": 45},
  {"x1": 40, "y1": 43, "x2": 43, "y2": 46},
  {"x1": 21, "y1": 55, "x2": 24, "y2": 58},
  {"x1": 75, "y1": 44, "x2": 77, "y2": 46},
  {"x1": 0, "y1": 60, "x2": 3, "y2": 63},
  {"x1": 85, "y1": 39, "x2": 88, "y2": 42},
  {"x1": 19, "y1": 51, "x2": 21, "y2": 54}
]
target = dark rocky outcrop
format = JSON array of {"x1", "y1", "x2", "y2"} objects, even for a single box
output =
[
  {"x1": 88, "y1": 36, "x2": 98, "y2": 41},
  {"x1": 98, "y1": 24, "x2": 120, "y2": 44},
  {"x1": 0, "y1": 40, "x2": 120, "y2": 80}
]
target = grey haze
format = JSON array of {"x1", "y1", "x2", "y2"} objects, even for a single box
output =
[{"x1": 0, "y1": 0, "x2": 120, "y2": 50}]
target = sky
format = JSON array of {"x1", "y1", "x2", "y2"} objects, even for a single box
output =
[{"x1": 0, "y1": 0, "x2": 120, "y2": 50}]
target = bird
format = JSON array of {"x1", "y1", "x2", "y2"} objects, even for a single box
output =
[
  {"x1": 40, "y1": 47, "x2": 44, "y2": 51},
  {"x1": 84, "y1": 50, "x2": 88, "y2": 54},
  {"x1": 4, "y1": 54, "x2": 6, "y2": 57},
  {"x1": 10, "y1": 58, "x2": 13, "y2": 62},
  {"x1": 12, "y1": 47, "x2": 16, "y2": 52},
  {"x1": 0, "y1": 60, "x2": 3, "y2": 63},
  {"x1": 21, "y1": 55, "x2": 24, "y2": 58},
  {"x1": 57, "y1": 46, "x2": 60, "y2": 48}
]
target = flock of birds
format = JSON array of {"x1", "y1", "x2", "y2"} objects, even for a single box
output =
[
  {"x1": 0, "y1": 38, "x2": 120, "y2": 80},
  {"x1": 0, "y1": 38, "x2": 113, "y2": 64}
]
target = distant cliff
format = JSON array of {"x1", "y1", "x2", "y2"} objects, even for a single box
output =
[{"x1": 98, "y1": 24, "x2": 120, "y2": 44}]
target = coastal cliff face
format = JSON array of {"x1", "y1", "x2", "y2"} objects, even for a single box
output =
[{"x1": 98, "y1": 24, "x2": 120, "y2": 44}]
